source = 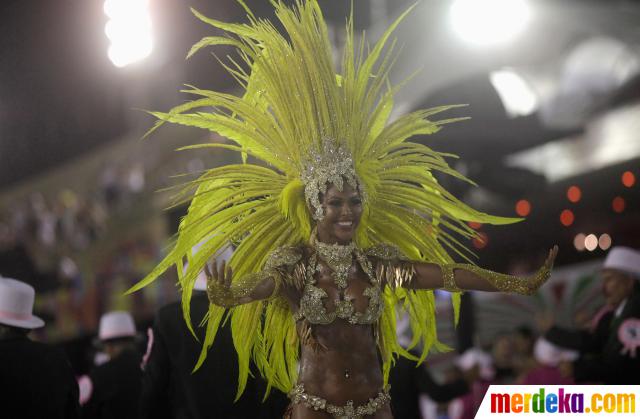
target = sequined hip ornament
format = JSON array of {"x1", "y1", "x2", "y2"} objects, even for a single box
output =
[{"x1": 289, "y1": 384, "x2": 391, "y2": 419}]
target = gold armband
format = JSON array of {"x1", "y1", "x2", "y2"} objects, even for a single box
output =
[
  {"x1": 440, "y1": 264, "x2": 463, "y2": 293},
  {"x1": 441, "y1": 263, "x2": 550, "y2": 295}
]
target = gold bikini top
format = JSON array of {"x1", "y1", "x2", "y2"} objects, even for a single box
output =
[
  {"x1": 294, "y1": 250, "x2": 383, "y2": 325},
  {"x1": 264, "y1": 243, "x2": 415, "y2": 326}
]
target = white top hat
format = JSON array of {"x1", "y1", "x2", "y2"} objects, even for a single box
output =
[
  {"x1": 456, "y1": 348, "x2": 495, "y2": 380},
  {"x1": 98, "y1": 311, "x2": 137, "y2": 341},
  {"x1": 534, "y1": 337, "x2": 579, "y2": 367},
  {"x1": 603, "y1": 246, "x2": 640, "y2": 277},
  {"x1": 0, "y1": 277, "x2": 45, "y2": 329}
]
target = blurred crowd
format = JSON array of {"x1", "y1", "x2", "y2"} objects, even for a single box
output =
[{"x1": 0, "y1": 162, "x2": 173, "y2": 342}]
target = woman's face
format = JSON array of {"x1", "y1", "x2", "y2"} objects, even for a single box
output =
[{"x1": 316, "y1": 183, "x2": 362, "y2": 244}]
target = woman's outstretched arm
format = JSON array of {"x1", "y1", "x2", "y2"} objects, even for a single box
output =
[{"x1": 408, "y1": 246, "x2": 558, "y2": 294}]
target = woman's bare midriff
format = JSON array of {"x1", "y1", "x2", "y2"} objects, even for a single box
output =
[
  {"x1": 284, "y1": 256, "x2": 393, "y2": 418},
  {"x1": 299, "y1": 322, "x2": 382, "y2": 403}
]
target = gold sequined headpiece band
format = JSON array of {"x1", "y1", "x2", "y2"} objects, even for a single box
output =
[{"x1": 300, "y1": 137, "x2": 364, "y2": 221}]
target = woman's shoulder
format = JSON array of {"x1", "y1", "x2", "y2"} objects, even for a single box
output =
[
  {"x1": 264, "y1": 244, "x2": 306, "y2": 269},
  {"x1": 363, "y1": 243, "x2": 408, "y2": 262}
]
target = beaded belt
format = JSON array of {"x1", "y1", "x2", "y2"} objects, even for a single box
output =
[{"x1": 288, "y1": 383, "x2": 391, "y2": 419}]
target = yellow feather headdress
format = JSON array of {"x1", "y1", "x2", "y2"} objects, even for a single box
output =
[{"x1": 129, "y1": 0, "x2": 519, "y2": 398}]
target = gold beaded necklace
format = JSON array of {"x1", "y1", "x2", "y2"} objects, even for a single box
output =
[{"x1": 309, "y1": 229, "x2": 356, "y2": 289}]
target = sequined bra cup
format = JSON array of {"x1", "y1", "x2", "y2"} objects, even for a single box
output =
[{"x1": 294, "y1": 250, "x2": 384, "y2": 325}]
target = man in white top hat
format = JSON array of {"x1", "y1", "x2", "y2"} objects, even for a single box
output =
[
  {"x1": 0, "y1": 276, "x2": 79, "y2": 418},
  {"x1": 545, "y1": 246, "x2": 640, "y2": 384},
  {"x1": 80, "y1": 310, "x2": 142, "y2": 419}
]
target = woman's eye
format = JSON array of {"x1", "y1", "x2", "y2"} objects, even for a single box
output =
[
  {"x1": 328, "y1": 201, "x2": 341, "y2": 206},
  {"x1": 351, "y1": 199, "x2": 362, "y2": 205}
]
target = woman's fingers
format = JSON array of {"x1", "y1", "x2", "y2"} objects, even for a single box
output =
[
  {"x1": 205, "y1": 259, "x2": 232, "y2": 288},
  {"x1": 204, "y1": 261, "x2": 212, "y2": 279},
  {"x1": 225, "y1": 265, "x2": 233, "y2": 287},
  {"x1": 207, "y1": 260, "x2": 223, "y2": 284},
  {"x1": 218, "y1": 260, "x2": 225, "y2": 285},
  {"x1": 222, "y1": 260, "x2": 231, "y2": 288},
  {"x1": 547, "y1": 245, "x2": 559, "y2": 268}
]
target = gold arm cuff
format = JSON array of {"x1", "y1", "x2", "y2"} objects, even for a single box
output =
[
  {"x1": 446, "y1": 263, "x2": 550, "y2": 295},
  {"x1": 440, "y1": 264, "x2": 463, "y2": 293}
]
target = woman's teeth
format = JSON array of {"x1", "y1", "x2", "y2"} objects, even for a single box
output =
[{"x1": 337, "y1": 221, "x2": 352, "y2": 227}]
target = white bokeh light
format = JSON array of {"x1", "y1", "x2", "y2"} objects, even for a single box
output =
[
  {"x1": 490, "y1": 69, "x2": 539, "y2": 118},
  {"x1": 450, "y1": 0, "x2": 531, "y2": 46},
  {"x1": 104, "y1": 0, "x2": 148, "y2": 20},
  {"x1": 585, "y1": 234, "x2": 598, "y2": 252},
  {"x1": 104, "y1": 0, "x2": 153, "y2": 68}
]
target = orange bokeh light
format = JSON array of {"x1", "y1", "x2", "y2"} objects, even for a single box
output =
[
  {"x1": 515, "y1": 200, "x2": 531, "y2": 217},
  {"x1": 567, "y1": 186, "x2": 582, "y2": 203},
  {"x1": 473, "y1": 232, "x2": 488, "y2": 249},
  {"x1": 622, "y1": 171, "x2": 636, "y2": 188},
  {"x1": 612, "y1": 196, "x2": 625, "y2": 213},
  {"x1": 468, "y1": 222, "x2": 483, "y2": 230},
  {"x1": 560, "y1": 209, "x2": 574, "y2": 227}
]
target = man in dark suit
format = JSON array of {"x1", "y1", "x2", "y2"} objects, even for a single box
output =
[
  {"x1": 545, "y1": 246, "x2": 640, "y2": 384},
  {"x1": 139, "y1": 248, "x2": 288, "y2": 419},
  {"x1": 81, "y1": 311, "x2": 143, "y2": 419},
  {"x1": 0, "y1": 276, "x2": 79, "y2": 419}
]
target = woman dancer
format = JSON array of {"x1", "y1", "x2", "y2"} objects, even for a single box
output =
[{"x1": 131, "y1": 1, "x2": 557, "y2": 417}]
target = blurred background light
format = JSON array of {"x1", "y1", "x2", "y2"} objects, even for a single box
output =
[
  {"x1": 104, "y1": 0, "x2": 153, "y2": 68},
  {"x1": 574, "y1": 233, "x2": 586, "y2": 251},
  {"x1": 566, "y1": 185, "x2": 582, "y2": 203},
  {"x1": 622, "y1": 171, "x2": 636, "y2": 187},
  {"x1": 490, "y1": 69, "x2": 539, "y2": 118},
  {"x1": 584, "y1": 234, "x2": 598, "y2": 251},
  {"x1": 560, "y1": 209, "x2": 574, "y2": 227},
  {"x1": 472, "y1": 231, "x2": 488, "y2": 249},
  {"x1": 599, "y1": 233, "x2": 612, "y2": 251},
  {"x1": 515, "y1": 199, "x2": 531, "y2": 217},
  {"x1": 507, "y1": 104, "x2": 640, "y2": 182},
  {"x1": 468, "y1": 221, "x2": 483, "y2": 230},
  {"x1": 450, "y1": 0, "x2": 530, "y2": 46},
  {"x1": 612, "y1": 196, "x2": 626, "y2": 213},
  {"x1": 104, "y1": 0, "x2": 148, "y2": 19}
]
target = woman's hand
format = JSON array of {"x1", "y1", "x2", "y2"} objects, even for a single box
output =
[
  {"x1": 204, "y1": 259, "x2": 233, "y2": 295},
  {"x1": 204, "y1": 259, "x2": 233, "y2": 289},
  {"x1": 203, "y1": 258, "x2": 278, "y2": 307},
  {"x1": 527, "y1": 245, "x2": 558, "y2": 294}
]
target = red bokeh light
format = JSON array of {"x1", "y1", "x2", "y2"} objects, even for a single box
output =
[
  {"x1": 567, "y1": 186, "x2": 581, "y2": 203},
  {"x1": 473, "y1": 232, "x2": 488, "y2": 249},
  {"x1": 612, "y1": 196, "x2": 626, "y2": 213},
  {"x1": 560, "y1": 209, "x2": 574, "y2": 227},
  {"x1": 468, "y1": 222, "x2": 483, "y2": 230},
  {"x1": 622, "y1": 171, "x2": 636, "y2": 188},
  {"x1": 515, "y1": 200, "x2": 531, "y2": 217}
]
